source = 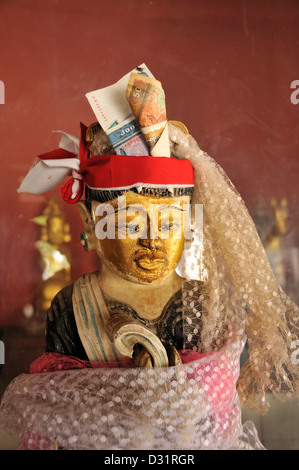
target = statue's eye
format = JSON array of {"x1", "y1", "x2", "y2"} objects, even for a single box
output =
[
  {"x1": 116, "y1": 223, "x2": 139, "y2": 234},
  {"x1": 127, "y1": 223, "x2": 140, "y2": 234},
  {"x1": 159, "y1": 222, "x2": 180, "y2": 234},
  {"x1": 116, "y1": 224, "x2": 126, "y2": 234},
  {"x1": 160, "y1": 222, "x2": 173, "y2": 233}
]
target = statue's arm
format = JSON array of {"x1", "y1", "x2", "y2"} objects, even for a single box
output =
[{"x1": 45, "y1": 284, "x2": 88, "y2": 360}]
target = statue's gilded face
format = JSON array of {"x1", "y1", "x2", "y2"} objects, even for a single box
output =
[{"x1": 92, "y1": 193, "x2": 191, "y2": 284}]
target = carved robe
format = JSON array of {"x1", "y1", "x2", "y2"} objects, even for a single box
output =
[{"x1": 45, "y1": 272, "x2": 184, "y2": 364}]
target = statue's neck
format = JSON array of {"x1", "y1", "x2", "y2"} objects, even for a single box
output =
[{"x1": 96, "y1": 262, "x2": 183, "y2": 321}]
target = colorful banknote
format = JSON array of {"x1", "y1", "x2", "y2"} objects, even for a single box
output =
[
  {"x1": 85, "y1": 64, "x2": 154, "y2": 156},
  {"x1": 126, "y1": 73, "x2": 170, "y2": 157},
  {"x1": 107, "y1": 117, "x2": 149, "y2": 156}
]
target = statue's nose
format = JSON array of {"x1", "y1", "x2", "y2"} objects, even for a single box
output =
[
  {"x1": 138, "y1": 236, "x2": 163, "y2": 250},
  {"x1": 138, "y1": 220, "x2": 163, "y2": 249}
]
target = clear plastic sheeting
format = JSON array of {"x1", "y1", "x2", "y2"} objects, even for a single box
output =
[
  {"x1": 168, "y1": 124, "x2": 299, "y2": 414},
  {"x1": 0, "y1": 340, "x2": 264, "y2": 450}
]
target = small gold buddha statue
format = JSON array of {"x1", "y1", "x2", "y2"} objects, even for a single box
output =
[{"x1": 35, "y1": 197, "x2": 71, "y2": 312}]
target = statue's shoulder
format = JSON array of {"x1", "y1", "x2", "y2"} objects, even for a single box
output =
[
  {"x1": 47, "y1": 283, "x2": 74, "y2": 321},
  {"x1": 45, "y1": 276, "x2": 94, "y2": 359},
  {"x1": 48, "y1": 271, "x2": 100, "y2": 319}
]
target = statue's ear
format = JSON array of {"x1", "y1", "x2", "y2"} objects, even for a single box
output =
[{"x1": 77, "y1": 201, "x2": 97, "y2": 251}]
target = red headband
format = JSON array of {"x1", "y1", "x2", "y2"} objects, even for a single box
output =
[
  {"x1": 19, "y1": 123, "x2": 194, "y2": 204},
  {"x1": 82, "y1": 154, "x2": 194, "y2": 189},
  {"x1": 59, "y1": 153, "x2": 194, "y2": 204}
]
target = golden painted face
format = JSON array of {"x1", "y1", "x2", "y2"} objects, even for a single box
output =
[{"x1": 91, "y1": 193, "x2": 191, "y2": 284}]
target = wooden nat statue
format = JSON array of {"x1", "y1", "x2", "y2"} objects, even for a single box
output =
[
  {"x1": 6, "y1": 66, "x2": 299, "y2": 450},
  {"x1": 6, "y1": 121, "x2": 299, "y2": 451},
  {"x1": 45, "y1": 126, "x2": 194, "y2": 368}
]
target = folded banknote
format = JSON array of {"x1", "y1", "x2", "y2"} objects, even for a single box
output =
[
  {"x1": 86, "y1": 64, "x2": 154, "y2": 156},
  {"x1": 126, "y1": 72, "x2": 170, "y2": 157}
]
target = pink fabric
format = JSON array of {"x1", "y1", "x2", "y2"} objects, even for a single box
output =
[
  {"x1": 29, "y1": 349, "x2": 234, "y2": 411},
  {"x1": 29, "y1": 352, "x2": 135, "y2": 373},
  {"x1": 30, "y1": 349, "x2": 215, "y2": 374}
]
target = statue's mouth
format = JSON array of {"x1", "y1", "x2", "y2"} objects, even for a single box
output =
[
  {"x1": 134, "y1": 249, "x2": 166, "y2": 271},
  {"x1": 135, "y1": 257, "x2": 164, "y2": 271}
]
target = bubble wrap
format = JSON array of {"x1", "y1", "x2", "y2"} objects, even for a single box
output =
[{"x1": 0, "y1": 340, "x2": 264, "y2": 450}]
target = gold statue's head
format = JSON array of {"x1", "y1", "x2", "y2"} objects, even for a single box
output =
[
  {"x1": 39, "y1": 197, "x2": 71, "y2": 246},
  {"x1": 78, "y1": 187, "x2": 192, "y2": 284},
  {"x1": 78, "y1": 126, "x2": 193, "y2": 284}
]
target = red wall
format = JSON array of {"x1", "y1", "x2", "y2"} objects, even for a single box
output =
[{"x1": 0, "y1": 0, "x2": 298, "y2": 326}]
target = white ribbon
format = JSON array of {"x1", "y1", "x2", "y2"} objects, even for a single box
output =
[
  {"x1": 70, "y1": 170, "x2": 83, "y2": 200},
  {"x1": 53, "y1": 130, "x2": 80, "y2": 155},
  {"x1": 17, "y1": 131, "x2": 80, "y2": 195},
  {"x1": 72, "y1": 169, "x2": 82, "y2": 180}
]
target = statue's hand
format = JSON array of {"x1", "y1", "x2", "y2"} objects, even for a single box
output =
[
  {"x1": 133, "y1": 345, "x2": 153, "y2": 368},
  {"x1": 133, "y1": 344, "x2": 182, "y2": 368},
  {"x1": 167, "y1": 345, "x2": 182, "y2": 366}
]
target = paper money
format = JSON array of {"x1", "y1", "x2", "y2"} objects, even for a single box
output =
[
  {"x1": 126, "y1": 73, "x2": 170, "y2": 157},
  {"x1": 107, "y1": 116, "x2": 149, "y2": 156},
  {"x1": 86, "y1": 64, "x2": 154, "y2": 156}
]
